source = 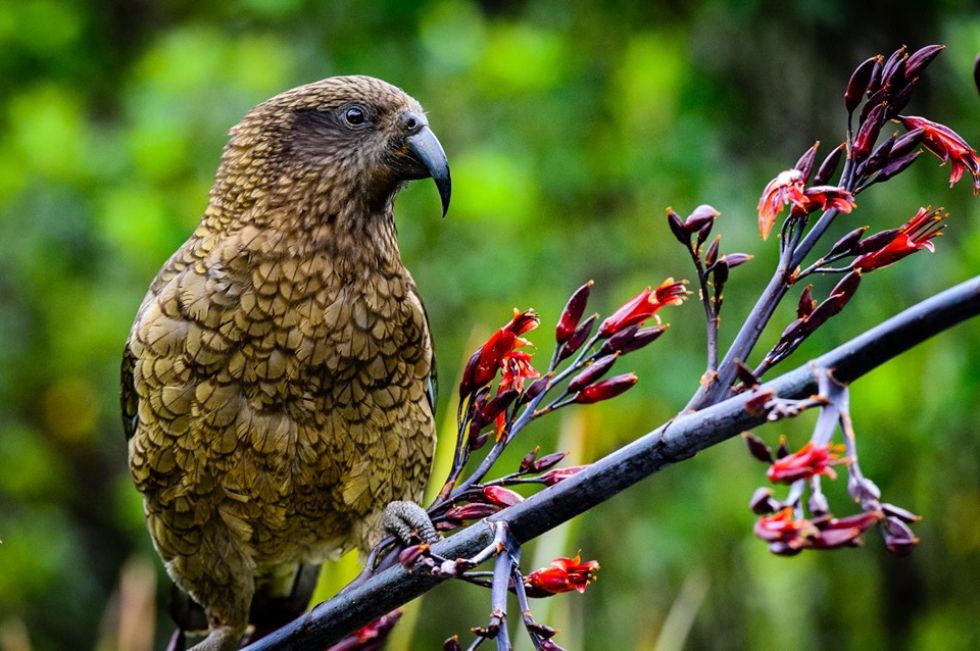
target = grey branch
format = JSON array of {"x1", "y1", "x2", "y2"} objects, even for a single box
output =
[{"x1": 245, "y1": 275, "x2": 980, "y2": 651}]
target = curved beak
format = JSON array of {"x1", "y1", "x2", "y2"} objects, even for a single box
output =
[{"x1": 406, "y1": 126, "x2": 452, "y2": 217}]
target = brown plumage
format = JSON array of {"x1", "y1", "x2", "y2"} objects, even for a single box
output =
[{"x1": 121, "y1": 76, "x2": 450, "y2": 650}]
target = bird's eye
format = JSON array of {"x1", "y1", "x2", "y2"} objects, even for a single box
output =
[{"x1": 343, "y1": 106, "x2": 367, "y2": 126}]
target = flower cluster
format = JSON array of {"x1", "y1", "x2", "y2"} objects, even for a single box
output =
[{"x1": 418, "y1": 278, "x2": 686, "y2": 651}]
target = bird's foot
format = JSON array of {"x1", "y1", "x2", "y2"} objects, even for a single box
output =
[
  {"x1": 184, "y1": 625, "x2": 243, "y2": 651},
  {"x1": 382, "y1": 500, "x2": 440, "y2": 545}
]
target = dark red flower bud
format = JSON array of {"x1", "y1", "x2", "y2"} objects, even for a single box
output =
[
  {"x1": 568, "y1": 353, "x2": 618, "y2": 392},
  {"x1": 574, "y1": 372, "x2": 638, "y2": 404},
  {"x1": 480, "y1": 389, "x2": 519, "y2": 425},
  {"x1": 744, "y1": 388, "x2": 774, "y2": 416},
  {"x1": 539, "y1": 465, "x2": 587, "y2": 486},
  {"x1": 876, "y1": 150, "x2": 923, "y2": 185},
  {"x1": 881, "y1": 502, "x2": 921, "y2": 523},
  {"x1": 532, "y1": 451, "x2": 568, "y2": 472},
  {"x1": 827, "y1": 226, "x2": 868, "y2": 257},
  {"x1": 805, "y1": 296, "x2": 843, "y2": 330},
  {"x1": 845, "y1": 56, "x2": 879, "y2": 113},
  {"x1": 526, "y1": 621, "x2": 558, "y2": 639},
  {"x1": 521, "y1": 376, "x2": 550, "y2": 404},
  {"x1": 862, "y1": 133, "x2": 896, "y2": 175},
  {"x1": 854, "y1": 228, "x2": 900, "y2": 254},
  {"x1": 558, "y1": 314, "x2": 597, "y2": 360},
  {"x1": 797, "y1": 285, "x2": 815, "y2": 319},
  {"x1": 880, "y1": 45, "x2": 908, "y2": 95},
  {"x1": 883, "y1": 516, "x2": 920, "y2": 556},
  {"x1": 468, "y1": 430, "x2": 489, "y2": 451},
  {"x1": 482, "y1": 485, "x2": 524, "y2": 507},
  {"x1": 769, "y1": 439, "x2": 787, "y2": 462},
  {"x1": 974, "y1": 53, "x2": 980, "y2": 96},
  {"x1": 704, "y1": 236, "x2": 720, "y2": 267},
  {"x1": 556, "y1": 281, "x2": 593, "y2": 344},
  {"x1": 743, "y1": 432, "x2": 773, "y2": 463},
  {"x1": 886, "y1": 83, "x2": 914, "y2": 120},
  {"x1": 399, "y1": 543, "x2": 430, "y2": 568},
  {"x1": 866, "y1": 55, "x2": 883, "y2": 97},
  {"x1": 795, "y1": 141, "x2": 820, "y2": 181},
  {"x1": 813, "y1": 142, "x2": 846, "y2": 185},
  {"x1": 749, "y1": 487, "x2": 778, "y2": 514},
  {"x1": 891, "y1": 127, "x2": 924, "y2": 158},
  {"x1": 443, "y1": 635, "x2": 463, "y2": 651},
  {"x1": 905, "y1": 44, "x2": 944, "y2": 80},
  {"x1": 519, "y1": 446, "x2": 539, "y2": 472},
  {"x1": 722, "y1": 253, "x2": 753, "y2": 269},
  {"x1": 853, "y1": 102, "x2": 888, "y2": 162},
  {"x1": 696, "y1": 220, "x2": 713, "y2": 247},
  {"x1": 445, "y1": 503, "x2": 499, "y2": 521},
  {"x1": 666, "y1": 208, "x2": 690, "y2": 245},
  {"x1": 735, "y1": 360, "x2": 760, "y2": 388},
  {"x1": 831, "y1": 270, "x2": 862, "y2": 308},
  {"x1": 599, "y1": 324, "x2": 667, "y2": 356},
  {"x1": 684, "y1": 204, "x2": 720, "y2": 232},
  {"x1": 711, "y1": 258, "x2": 729, "y2": 287}
]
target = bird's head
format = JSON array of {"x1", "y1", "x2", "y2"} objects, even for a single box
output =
[{"x1": 220, "y1": 75, "x2": 451, "y2": 222}]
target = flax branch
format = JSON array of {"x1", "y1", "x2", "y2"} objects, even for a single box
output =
[{"x1": 245, "y1": 275, "x2": 980, "y2": 651}]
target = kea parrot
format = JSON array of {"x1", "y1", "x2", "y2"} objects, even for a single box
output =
[{"x1": 121, "y1": 76, "x2": 450, "y2": 650}]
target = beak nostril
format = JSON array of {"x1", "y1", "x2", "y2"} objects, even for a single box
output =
[{"x1": 401, "y1": 112, "x2": 424, "y2": 135}]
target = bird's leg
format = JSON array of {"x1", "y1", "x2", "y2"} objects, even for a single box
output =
[{"x1": 382, "y1": 500, "x2": 440, "y2": 545}]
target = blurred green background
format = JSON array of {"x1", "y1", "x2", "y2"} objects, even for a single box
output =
[{"x1": 1, "y1": 1, "x2": 978, "y2": 649}]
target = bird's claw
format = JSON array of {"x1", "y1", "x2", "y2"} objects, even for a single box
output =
[{"x1": 383, "y1": 500, "x2": 440, "y2": 545}]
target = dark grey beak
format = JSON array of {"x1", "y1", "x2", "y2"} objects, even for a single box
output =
[{"x1": 406, "y1": 126, "x2": 451, "y2": 217}]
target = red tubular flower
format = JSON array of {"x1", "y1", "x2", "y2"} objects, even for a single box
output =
[
  {"x1": 899, "y1": 115, "x2": 980, "y2": 194},
  {"x1": 462, "y1": 309, "x2": 540, "y2": 396},
  {"x1": 599, "y1": 278, "x2": 688, "y2": 336},
  {"x1": 767, "y1": 441, "x2": 848, "y2": 484},
  {"x1": 754, "y1": 508, "x2": 815, "y2": 552},
  {"x1": 757, "y1": 169, "x2": 806, "y2": 239},
  {"x1": 800, "y1": 185, "x2": 856, "y2": 214},
  {"x1": 482, "y1": 485, "x2": 524, "y2": 507},
  {"x1": 852, "y1": 207, "x2": 947, "y2": 272},
  {"x1": 574, "y1": 373, "x2": 638, "y2": 404},
  {"x1": 808, "y1": 511, "x2": 882, "y2": 549},
  {"x1": 539, "y1": 464, "x2": 588, "y2": 486},
  {"x1": 524, "y1": 553, "x2": 600, "y2": 595},
  {"x1": 498, "y1": 350, "x2": 539, "y2": 393}
]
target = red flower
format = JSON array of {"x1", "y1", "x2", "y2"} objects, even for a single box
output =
[
  {"x1": 754, "y1": 508, "x2": 817, "y2": 551},
  {"x1": 755, "y1": 508, "x2": 882, "y2": 554},
  {"x1": 757, "y1": 169, "x2": 807, "y2": 239},
  {"x1": 462, "y1": 309, "x2": 540, "y2": 396},
  {"x1": 767, "y1": 441, "x2": 849, "y2": 484},
  {"x1": 524, "y1": 553, "x2": 600, "y2": 595},
  {"x1": 599, "y1": 278, "x2": 688, "y2": 336},
  {"x1": 852, "y1": 207, "x2": 947, "y2": 271},
  {"x1": 800, "y1": 185, "x2": 856, "y2": 215},
  {"x1": 899, "y1": 115, "x2": 980, "y2": 195},
  {"x1": 499, "y1": 350, "x2": 539, "y2": 393}
]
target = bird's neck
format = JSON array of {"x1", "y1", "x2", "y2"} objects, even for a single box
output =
[{"x1": 202, "y1": 164, "x2": 405, "y2": 274}]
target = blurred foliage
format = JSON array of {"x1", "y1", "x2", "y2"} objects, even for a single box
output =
[{"x1": 0, "y1": 1, "x2": 978, "y2": 650}]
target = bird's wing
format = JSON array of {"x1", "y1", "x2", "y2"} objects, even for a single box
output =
[
  {"x1": 416, "y1": 291, "x2": 438, "y2": 415},
  {"x1": 121, "y1": 343, "x2": 139, "y2": 441}
]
